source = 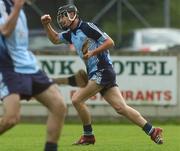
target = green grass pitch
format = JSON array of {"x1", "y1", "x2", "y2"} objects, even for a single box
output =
[{"x1": 0, "y1": 124, "x2": 179, "y2": 151}]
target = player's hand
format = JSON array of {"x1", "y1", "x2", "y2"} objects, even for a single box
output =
[
  {"x1": 83, "y1": 51, "x2": 94, "y2": 60},
  {"x1": 82, "y1": 38, "x2": 93, "y2": 60},
  {"x1": 41, "y1": 14, "x2": 52, "y2": 26}
]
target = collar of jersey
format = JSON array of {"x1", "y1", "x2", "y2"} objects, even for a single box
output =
[{"x1": 70, "y1": 19, "x2": 82, "y2": 35}]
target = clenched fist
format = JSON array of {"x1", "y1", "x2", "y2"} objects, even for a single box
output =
[{"x1": 41, "y1": 14, "x2": 52, "y2": 26}]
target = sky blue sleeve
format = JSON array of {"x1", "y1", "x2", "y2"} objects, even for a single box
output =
[
  {"x1": 81, "y1": 22, "x2": 109, "y2": 43},
  {"x1": 0, "y1": 17, "x2": 5, "y2": 26},
  {"x1": 97, "y1": 32, "x2": 109, "y2": 43}
]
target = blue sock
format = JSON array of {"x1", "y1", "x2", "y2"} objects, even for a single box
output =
[
  {"x1": 143, "y1": 123, "x2": 154, "y2": 135},
  {"x1": 83, "y1": 124, "x2": 93, "y2": 136},
  {"x1": 44, "y1": 142, "x2": 57, "y2": 151}
]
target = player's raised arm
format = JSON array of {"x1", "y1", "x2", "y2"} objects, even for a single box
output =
[
  {"x1": 41, "y1": 14, "x2": 60, "y2": 44},
  {"x1": 0, "y1": 0, "x2": 25, "y2": 37}
]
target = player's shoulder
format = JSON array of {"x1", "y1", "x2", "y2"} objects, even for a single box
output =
[
  {"x1": 80, "y1": 21, "x2": 100, "y2": 33},
  {"x1": 80, "y1": 21, "x2": 97, "y2": 28}
]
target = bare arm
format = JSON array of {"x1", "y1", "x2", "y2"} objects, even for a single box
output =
[
  {"x1": 83, "y1": 37, "x2": 114, "y2": 60},
  {"x1": 41, "y1": 14, "x2": 60, "y2": 44},
  {"x1": 0, "y1": 0, "x2": 25, "y2": 37},
  {"x1": 91, "y1": 37, "x2": 114, "y2": 55}
]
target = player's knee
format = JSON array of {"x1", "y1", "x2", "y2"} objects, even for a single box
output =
[
  {"x1": 58, "y1": 101, "x2": 67, "y2": 115},
  {"x1": 52, "y1": 98, "x2": 67, "y2": 115},
  {"x1": 71, "y1": 96, "x2": 80, "y2": 106},
  {"x1": 114, "y1": 104, "x2": 127, "y2": 115}
]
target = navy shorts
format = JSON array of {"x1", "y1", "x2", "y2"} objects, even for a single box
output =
[
  {"x1": 0, "y1": 69, "x2": 53, "y2": 100},
  {"x1": 90, "y1": 66, "x2": 118, "y2": 96}
]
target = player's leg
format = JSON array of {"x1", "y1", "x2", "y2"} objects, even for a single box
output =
[
  {"x1": 103, "y1": 87, "x2": 147, "y2": 126},
  {"x1": 27, "y1": 70, "x2": 66, "y2": 150},
  {"x1": 71, "y1": 80, "x2": 102, "y2": 145},
  {"x1": 72, "y1": 80, "x2": 102, "y2": 124},
  {"x1": 103, "y1": 86, "x2": 163, "y2": 144},
  {"x1": 0, "y1": 71, "x2": 25, "y2": 135},
  {"x1": 0, "y1": 94, "x2": 21, "y2": 135},
  {"x1": 34, "y1": 84, "x2": 66, "y2": 150}
]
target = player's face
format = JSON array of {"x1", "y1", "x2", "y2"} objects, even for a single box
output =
[
  {"x1": 57, "y1": 12, "x2": 76, "y2": 30},
  {"x1": 58, "y1": 15, "x2": 71, "y2": 29}
]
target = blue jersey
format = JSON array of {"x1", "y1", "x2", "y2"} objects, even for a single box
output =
[
  {"x1": 58, "y1": 20, "x2": 113, "y2": 77},
  {"x1": 0, "y1": 0, "x2": 39, "y2": 73}
]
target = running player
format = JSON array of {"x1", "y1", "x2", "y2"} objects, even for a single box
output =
[{"x1": 41, "y1": 4, "x2": 163, "y2": 145}]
